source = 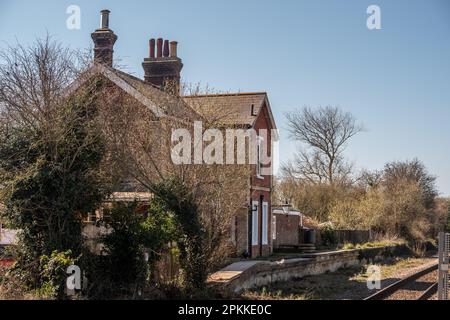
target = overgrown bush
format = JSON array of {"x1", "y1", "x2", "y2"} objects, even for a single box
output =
[
  {"x1": 86, "y1": 200, "x2": 178, "y2": 299},
  {"x1": 330, "y1": 179, "x2": 430, "y2": 243},
  {"x1": 141, "y1": 198, "x2": 178, "y2": 273},
  {"x1": 329, "y1": 187, "x2": 384, "y2": 230},
  {"x1": 99, "y1": 202, "x2": 147, "y2": 296},
  {"x1": 38, "y1": 250, "x2": 79, "y2": 299},
  {"x1": 319, "y1": 226, "x2": 337, "y2": 247},
  {"x1": 152, "y1": 177, "x2": 207, "y2": 293},
  {"x1": 280, "y1": 158, "x2": 444, "y2": 248},
  {"x1": 0, "y1": 81, "x2": 109, "y2": 290}
]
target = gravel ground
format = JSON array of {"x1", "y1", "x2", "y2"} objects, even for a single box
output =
[{"x1": 385, "y1": 269, "x2": 437, "y2": 300}]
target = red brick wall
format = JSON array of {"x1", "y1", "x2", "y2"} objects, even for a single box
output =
[
  {"x1": 273, "y1": 214, "x2": 300, "y2": 247},
  {"x1": 235, "y1": 207, "x2": 249, "y2": 256},
  {"x1": 248, "y1": 101, "x2": 274, "y2": 258},
  {"x1": 252, "y1": 103, "x2": 273, "y2": 189},
  {"x1": 228, "y1": 99, "x2": 276, "y2": 258}
]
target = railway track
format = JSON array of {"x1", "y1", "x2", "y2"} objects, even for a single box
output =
[{"x1": 364, "y1": 263, "x2": 438, "y2": 300}]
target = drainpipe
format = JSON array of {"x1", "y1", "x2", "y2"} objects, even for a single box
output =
[{"x1": 300, "y1": 212, "x2": 303, "y2": 228}]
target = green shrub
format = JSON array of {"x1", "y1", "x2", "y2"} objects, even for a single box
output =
[
  {"x1": 141, "y1": 198, "x2": 178, "y2": 271},
  {"x1": 39, "y1": 250, "x2": 79, "y2": 299},
  {"x1": 152, "y1": 177, "x2": 208, "y2": 292},
  {"x1": 98, "y1": 202, "x2": 147, "y2": 296},
  {"x1": 320, "y1": 226, "x2": 337, "y2": 247},
  {"x1": 87, "y1": 200, "x2": 178, "y2": 299}
]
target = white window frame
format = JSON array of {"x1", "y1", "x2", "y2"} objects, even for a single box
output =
[
  {"x1": 272, "y1": 215, "x2": 277, "y2": 240},
  {"x1": 256, "y1": 136, "x2": 264, "y2": 179},
  {"x1": 252, "y1": 201, "x2": 259, "y2": 245},
  {"x1": 262, "y1": 202, "x2": 268, "y2": 245}
]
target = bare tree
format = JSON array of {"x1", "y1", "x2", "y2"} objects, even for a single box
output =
[
  {"x1": 0, "y1": 35, "x2": 89, "y2": 130},
  {"x1": 282, "y1": 106, "x2": 363, "y2": 184},
  {"x1": 93, "y1": 82, "x2": 250, "y2": 289},
  {"x1": 0, "y1": 37, "x2": 109, "y2": 297},
  {"x1": 357, "y1": 169, "x2": 384, "y2": 189}
]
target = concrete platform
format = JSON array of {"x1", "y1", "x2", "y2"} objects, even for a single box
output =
[
  {"x1": 208, "y1": 261, "x2": 264, "y2": 282},
  {"x1": 208, "y1": 245, "x2": 407, "y2": 293}
]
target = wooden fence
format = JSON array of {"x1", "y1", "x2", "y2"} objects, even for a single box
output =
[
  {"x1": 152, "y1": 244, "x2": 181, "y2": 285},
  {"x1": 315, "y1": 229, "x2": 372, "y2": 246}
]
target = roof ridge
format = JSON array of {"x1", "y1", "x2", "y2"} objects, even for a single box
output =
[
  {"x1": 183, "y1": 92, "x2": 267, "y2": 98},
  {"x1": 108, "y1": 66, "x2": 204, "y2": 121},
  {"x1": 111, "y1": 67, "x2": 161, "y2": 90}
]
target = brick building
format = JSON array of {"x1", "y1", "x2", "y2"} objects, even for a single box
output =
[{"x1": 72, "y1": 10, "x2": 277, "y2": 258}]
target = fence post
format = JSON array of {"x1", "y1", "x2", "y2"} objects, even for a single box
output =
[{"x1": 438, "y1": 232, "x2": 449, "y2": 300}]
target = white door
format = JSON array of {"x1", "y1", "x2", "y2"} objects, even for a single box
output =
[
  {"x1": 252, "y1": 201, "x2": 259, "y2": 245},
  {"x1": 262, "y1": 202, "x2": 268, "y2": 245}
]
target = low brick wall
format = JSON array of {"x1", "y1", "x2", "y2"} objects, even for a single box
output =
[{"x1": 209, "y1": 244, "x2": 408, "y2": 293}]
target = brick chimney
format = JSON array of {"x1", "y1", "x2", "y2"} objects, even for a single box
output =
[
  {"x1": 91, "y1": 10, "x2": 117, "y2": 67},
  {"x1": 142, "y1": 38, "x2": 183, "y2": 95}
]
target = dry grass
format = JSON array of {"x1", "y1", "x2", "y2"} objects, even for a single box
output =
[{"x1": 341, "y1": 238, "x2": 406, "y2": 250}]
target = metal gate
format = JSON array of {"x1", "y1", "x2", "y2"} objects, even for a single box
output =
[{"x1": 438, "y1": 232, "x2": 450, "y2": 300}]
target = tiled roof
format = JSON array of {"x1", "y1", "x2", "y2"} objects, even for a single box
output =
[
  {"x1": 111, "y1": 68, "x2": 201, "y2": 120},
  {"x1": 66, "y1": 63, "x2": 201, "y2": 122},
  {"x1": 67, "y1": 65, "x2": 276, "y2": 131},
  {"x1": 183, "y1": 92, "x2": 267, "y2": 126}
]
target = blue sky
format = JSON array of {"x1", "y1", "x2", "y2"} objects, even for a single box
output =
[{"x1": 1, "y1": 0, "x2": 449, "y2": 195}]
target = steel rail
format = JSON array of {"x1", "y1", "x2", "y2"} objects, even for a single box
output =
[
  {"x1": 417, "y1": 282, "x2": 438, "y2": 300},
  {"x1": 364, "y1": 263, "x2": 438, "y2": 300}
]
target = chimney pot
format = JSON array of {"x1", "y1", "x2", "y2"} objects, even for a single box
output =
[
  {"x1": 142, "y1": 38, "x2": 183, "y2": 95},
  {"x1": 156, "y1": 38, "x2": 163, "y2": 58},
  {"x1": 92, "y1": 9, "x2": 117, "y2": 66},
  {"x1": 163, "y1": 40, "x2": 170, "y2": 57},
  {"x1": 100, "y1": 9, "x2": 110, "y2": 29},
  {"x1": 170, "y1": 41, "x2": 178, "y2": 57},
  {"x1": 149, "y1": 38, "x2": 155, "y2": 58}
]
